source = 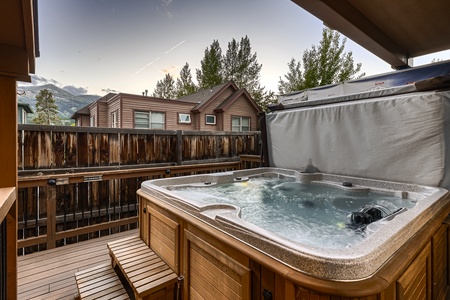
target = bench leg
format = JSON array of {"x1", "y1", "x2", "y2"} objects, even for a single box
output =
[{"x1": 110, "y1": 253, "x2": 117, "y2": 268}]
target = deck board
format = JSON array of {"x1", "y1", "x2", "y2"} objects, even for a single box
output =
[{"x1": 18, "y1": 229, "x2": 138, "y2": 300}]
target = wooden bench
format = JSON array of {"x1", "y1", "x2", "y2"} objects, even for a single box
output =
[
  {"x1": 107, "y1": 236, "x2": 178, "y2": 300},
  {"x1": 75, "y1": 263, "x2": 130, "y2": 300}
]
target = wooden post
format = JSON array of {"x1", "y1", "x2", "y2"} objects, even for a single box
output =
[
  {"x1": 176, "y1": 130, "x2": 182, "y2": 165},
  {"x1": 0, "y1": 75, "x2": 18, "y2": 299},
  {"x1": 46, "y1": 185, "x2": 56, "y2": 249}
]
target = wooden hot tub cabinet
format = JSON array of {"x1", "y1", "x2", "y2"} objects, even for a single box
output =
[{"x1": 138, "y1": 190, "x2": 450, "y2": 299}]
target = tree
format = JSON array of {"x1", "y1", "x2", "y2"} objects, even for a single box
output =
[
  {"x1": 176, "y1": 63, "x2": 197, "y2": 98},
  {"x1": 278, "y1": 58, "x2": 304, "y2": 94},
  {"x1": 196, "y1": 40, "x2": 223, "y2": 90},
  {"x1": 153, "y1": 73, "x2": 176, "y2": 99},
  {"x1": 222, "y1": 36, "x2": 265, "y2": 104},
  {"x1": 278, "y1": 28, "x2": 365, "y2": 94},
  {"x1": 32, "y1": 89, "x2": 61, "y2": 125}
]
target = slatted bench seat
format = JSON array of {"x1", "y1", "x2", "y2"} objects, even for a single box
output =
[
  {"x1": 75, "y1": 263, "x2": 130, "y2": 300},
  {"x1": 107, "y1": 236, "x2": 178, "y2": 300}
]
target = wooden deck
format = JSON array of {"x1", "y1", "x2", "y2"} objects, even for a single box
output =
[{"x1": 17, "y1": 229, "x2": 138, "y2": 300}]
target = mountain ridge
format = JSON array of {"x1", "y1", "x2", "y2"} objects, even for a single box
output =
[{"x1": 18, "y1": 83, "x2": 100, "y2": 120}]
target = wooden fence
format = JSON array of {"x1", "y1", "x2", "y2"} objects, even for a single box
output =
[
  {"x1": 17, "y1": 125, "x2": 262, "y2": 255},
  {"x1": 18, "y1": 125, "x2": 261, "y2": 174}
]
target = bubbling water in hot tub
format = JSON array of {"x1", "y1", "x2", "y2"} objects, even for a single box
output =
[{"x1": 168, "y1": 177, "x2": 416, "y2": 249}]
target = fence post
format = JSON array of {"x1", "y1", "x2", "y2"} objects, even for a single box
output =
[
  {"x1": 176, "y1": 130, "x2": 183, "y2": 165},
  {"x1": 46, "y1": 185, "x2": 56, "y2": 249}
]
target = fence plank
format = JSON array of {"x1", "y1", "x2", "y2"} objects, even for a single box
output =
[
  {"x1": 78, "y1": 132, "x2": 89, "y2": 167},
  {"x1": 65, "y1": 131, "x2": 77, "y2": 168},
  {"x1": 88, "y1": 133, "x2": 100, "y2": 167},
  {"x1": 99, "y1": 133, "x2": 109, "y2": 166}
]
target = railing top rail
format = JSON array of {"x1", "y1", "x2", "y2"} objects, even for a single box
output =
[
  {"x1": 18, "y1": 124, "x2": 260, "y2": 136},
  {"x1": 18, "y1": 161, "x2": 242, "y2": 188}
]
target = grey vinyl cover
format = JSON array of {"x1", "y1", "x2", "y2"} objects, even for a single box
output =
[{"x1": 266, "y1": 90, "x2": 450, "y2": 189}]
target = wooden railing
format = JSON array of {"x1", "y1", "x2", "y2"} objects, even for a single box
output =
[{"x1": 17, "y1": 124, "x2": 262, "y2": 255}]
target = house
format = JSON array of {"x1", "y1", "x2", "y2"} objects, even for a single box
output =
[
  {"x1": 71, "y1": 81, "x2": 262, "y2": 132},
  {"x1": 18, "y1": 102, "x2": 33, "y2": 124}
]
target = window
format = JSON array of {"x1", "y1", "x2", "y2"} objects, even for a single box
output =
[
  {"x1": 111, "y1": 111, "x2": 118, "y2": 128},
  {"x1": 205, "y1": 115, "x2": 216, "y2": 125},
  {"x1": 178, "y1": 113, "x2": 191, "y2": 124},
  {"x1": 151, "y1": 112, "x2": 165, "y2": 129},
  {"x1": 90, "y1": 116, "x2": 95, "y2": 127},
  {"x1": 232, "y1": 116, "x2": 250, "y2": 132},
  {"x1": 135, "y1": 111, "x2": 165, "y2": 129}
]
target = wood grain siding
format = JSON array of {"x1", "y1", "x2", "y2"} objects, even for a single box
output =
[
  {"x1": 97, "y1": 102, "x2": 108, "y2": 128},
  {"x1": 223, "y1": 94, "x2": 258, "y2": 131},
  {"x1": 185, "y1": 229, "x2": 250, "y2": 300},
  {"x1": 89, "y1": 105, "x2": 97, "y2": 127},
  {"x1": 79, "y1": 115, "x2": 90, "y2": 127},
  {"x1": 107, "y1": 97, "x2": 121, "y2": 128},
  {"x1": 119, "y1": 94, "x2": 194, "y2": 129}
]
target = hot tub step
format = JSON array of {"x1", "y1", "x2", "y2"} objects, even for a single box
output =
[
  {"x1": 107, "y1": 236, "x2": 178, "y2": 300},
  {"x1": 75, "y1": 263, "x2": 130, "y2": 300}
]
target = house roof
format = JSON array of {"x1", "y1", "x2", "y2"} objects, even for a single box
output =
[
  {"x1": 184, "y1": 81, "x2": 239, "y2": 113},
  {"x1": 18, "y1": 102, "x2": 33, "y2": 113},
  {"x1": 70, "y1": 93, "x2": 117, "y2": 119},
  {"x1": 71, "y1": 81, "x2": 262, "y2": 120},
  {"x1": 214, "y1": 89, "x2": 262, "y2": 113},
  {"x1": 70, "y1": 103, "x2": 90, "y2": 119},
  {"x1": 292, "y1": 0, "x2": 450, "y2": 69}
]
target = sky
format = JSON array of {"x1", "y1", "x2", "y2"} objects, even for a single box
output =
[{"x1": 32, "y1": 0, "x2": 450, "y2": 96}]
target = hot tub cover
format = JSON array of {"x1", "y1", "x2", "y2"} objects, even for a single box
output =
[{"x1": 266, "y1": 89, "x2": 450, "y2": 189}]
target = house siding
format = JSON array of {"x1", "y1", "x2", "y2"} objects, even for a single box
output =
[
  {"x1": 73, "y1": 81, "x2": 261, "y2": 131},
  {"x1": 79, "y1": 115, "x2": 90, "y2": 127},
  {"x1": 108, "y1": 97, "x2": 121, "y2": 128},
  {"x1": 119, "y1": 95, "x2": 194, "y2": 130},
  {"x1": 74, "y1": 115, "x2": 90, "y2": 127},
  {"x1": 97, "y1": 102, "x2": 108, "y2": 128},
  {"x1": 198, "y1": 86, "x2": 235, "y2": 131},
  {"x1": 223, "y1": 94, "x2": 259, "y2": 131},
  {"x1": 89, "y1": 105, "x2": 98, "y2": 127}
]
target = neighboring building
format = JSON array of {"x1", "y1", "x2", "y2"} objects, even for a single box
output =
[
  {"x1": 18, "y1": 102, "x2": 33, "y2": 124},
  {"x1": 71, "y1": 81, "x2": 262, "y2": 132}
]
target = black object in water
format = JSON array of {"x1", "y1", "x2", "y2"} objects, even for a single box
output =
[
  {"x1": 302, "y1": 200, "x2": 315, "y2": 208},
  {"x1": 348, "y1": 204, "x2": 392, "y2": 231}
]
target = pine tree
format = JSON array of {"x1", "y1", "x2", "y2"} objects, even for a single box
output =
[
  {"x1": 278, "y1": 28, "x2": 364, "y2": 94},
  {"x1": 176, "y1": 63, "x2": 197, "y2": 98},
  {"x1": 32, "y1": 89, "x2": 61, "y2": 125},
  {"x1": 196, "y1": 40, "x2": 223, "y2": 90},
  {"x1": 153, "y1": 73, "x2": 176, "y2": 99}
]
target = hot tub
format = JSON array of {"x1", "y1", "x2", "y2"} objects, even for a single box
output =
[{"x1": 138, "y1": 167, "x2": 449, "y2": 298}]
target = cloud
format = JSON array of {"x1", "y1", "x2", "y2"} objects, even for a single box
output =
[
  {"x1": 158, "y1": 0, "x2": 173, "y2": 18},
  {"x1": 160, "y1": 65, "x2": 179, "y2": 76},
  {"x1": 102, "y1": 88, "x2": 119, "y2": 93},
  {"x1": 62, "y1": 85, "x2": 88, "y2": 95}
]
